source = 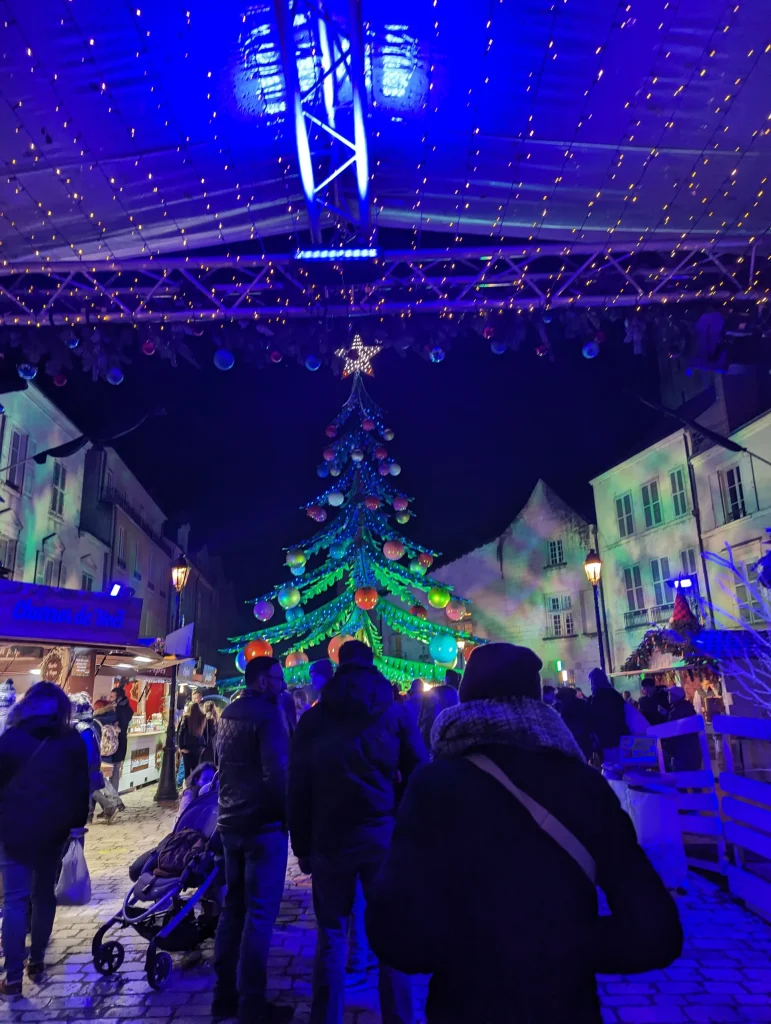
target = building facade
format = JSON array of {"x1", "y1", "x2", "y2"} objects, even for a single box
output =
[
  {"x1": 431, "y1": 481, "x2": 600, "y2": 688},
  {"x1": 79, "y1": 447, "x2": 173, "y2": 640},
  {"x1": 0, "y1": 386, "x2": 109, "y2": 591},
  {"x1": 590, "y1": 430, "x2": 704, "y2": 671}
]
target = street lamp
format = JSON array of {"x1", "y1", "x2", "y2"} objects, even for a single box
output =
[
  {"x1": 155, "y1": 554, "x2": 190, "y2": 804},
  {"x1": 584, "y1": 550, "x2": 606, "y2": 672}
]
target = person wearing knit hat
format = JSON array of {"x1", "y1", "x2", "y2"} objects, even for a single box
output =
[{"x1": 366, "y1": 641, "x2": 683, "y2": 1024}]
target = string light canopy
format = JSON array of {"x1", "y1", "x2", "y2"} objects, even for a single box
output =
[{"x1": 0, "y1": 1, "x2": 770, "y2": 382}]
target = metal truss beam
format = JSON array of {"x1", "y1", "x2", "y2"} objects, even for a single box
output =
[
  {"x1": 0, "y1": 241, "x2": 766, "y2": 325},
  {"x1": 273, "y1": 0, "x2": 370, "y2": 244}
]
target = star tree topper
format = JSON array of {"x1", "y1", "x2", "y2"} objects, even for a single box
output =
[{"x1": 336, "y1": 334, "x2": 382, "y2": 377}]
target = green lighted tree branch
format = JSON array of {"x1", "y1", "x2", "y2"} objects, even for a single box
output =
[{"x1": 224, "y1": 371, "x2": 484, "y2": 685}]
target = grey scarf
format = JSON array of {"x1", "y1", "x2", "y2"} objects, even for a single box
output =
[{"x1": 431, "y1": 697, "x2": 585, "y2": 761}]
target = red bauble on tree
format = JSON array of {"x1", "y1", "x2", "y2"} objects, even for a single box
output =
[
  {"x1": 374, "y1": 446, "x2": 388, "y2": 460},
  {"x1": 410, "y1": 604, "x2": 428, "y2": 619},
  {"x1": 383, "y1": 540, "x2": 405, "y2": 561},
  {"x1": 364, "y1": 496, "x2": 381, "y2": 511},
  {"x1": 322, "y1": 448, "x2": 336, "y2": 462},
  {"x1": 325, "y1": 424, "x2": 338, "y2": 438},
  {"x1": 393, "y1": 497, "x2": 409, "y2": 511},
  {"x1": 285, "y1": 651, "x2": 309, "y2": 668},
  {"x1": 418, "y1": 553, "x2": 433, "y2": 569},
  {"x1": 362, "y1": 419, "x2": 376, "y2": 431},
  {"x1": 245, "y1": 639, "x2": 273, "y2": 660},
  {"x1": 354, "y1": 587, "x2": 379, "y2": 610},
  {"x1": 328, "y1": 634, "x2": 355, "y2": 664}
]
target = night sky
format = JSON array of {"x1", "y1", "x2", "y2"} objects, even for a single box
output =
[{"x1": 42, "y1": 332, "x2": 665, "y2": 635}]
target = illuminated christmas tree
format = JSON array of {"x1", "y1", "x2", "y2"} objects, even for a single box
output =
[{"x1": 224, "y1": 364, "x2": 483, "y2": 685}]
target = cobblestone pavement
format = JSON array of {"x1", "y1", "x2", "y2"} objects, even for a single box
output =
[{"x1": 0, "y1": 786, "x2": 769, "y2": 1023}]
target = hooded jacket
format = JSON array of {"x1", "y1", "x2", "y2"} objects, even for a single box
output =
[
  {"x1": 288, "y1": 662, "x2": 427, "y2": 866},
  {"x1": 110, "y1": 690, "x2": 134, "y2": 763},
  {"x1": 0, "y1": 689, "x2": 89, "y2": 862},
  {"x1": 366, "y1": 697, "x2": 682, "y2": 1024}
]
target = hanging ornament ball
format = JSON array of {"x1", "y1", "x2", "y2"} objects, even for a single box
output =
[
  {"x1": 378, "y1": 463, "x2": 390, "y2": 477},
  {"x1": 395, "y1": 511, "x2": 410, "y2": 525},
  {"x1": 277, "y1": 586, "x2": 301, "y2": 610},
  {"x1": 245, "y1": 639, "x2": 273, "y2": 661},
  {"x1": 270, "y1": 350, "x2": 283, "y2": 364},
  {"x1": 428, "y1": 586, "x2": 451, "y2": 610},
  {"x1": 393, "y1": 497, "x2": 409, "y2": 511},
  {"x1": 445, "y1": 600, "x2": 465, "y2": 622},
  {"x1": 351, "y1": 449, "x2": 365, "y2": 463},
  {"x1": 313, "y1": 508, "x2": 328, "y2": 523},
  {"x1": 286, "y1": 605, "x2": 305, "y2": 624},
  {"x1": 142, "y1": 339, "x2": 156, "y2": 356},
  {"x1": 362, "y1": 418, "x2": 376, "y2": 431},
  {"x1": 317, "y1": 464, "x2": 330, "y2": 479},
  {"x1": 429, "y1": 634, "x2": 458, "y2": 664},
  {"x1": 305, "y1": 354, "x2": 321, "y2": 372},
  {"x1": 409, "y1": 558, "x2": 427, "y2": 575},
  {"x1": 389, "y1": 463, "x2": 402, "y2": 477},
  {"x1": 464, "y1": 644, "x2": 478, "y2": 663},
  {"x1": 410, "y1": 604, "x2": 428, "y2": 620},
  {"x1": 323, "y1": 448, "x2": 336, "y2": 462},
  {"x1": 66, "y1": 335, "x2": 80, "y2": 350},
  {"x1": 582, "y1": 341, "x2": 600, "y2": 360},
  {"x1": 437, "y1": 657, "x2": 458, "y2": 671},
  {"x1": 418, "y1": 553, "x2": 434, "y2": 569},
  {"x1": 307, "y1": 505, "x2": 321, "y2": 520},
  {"x1": 285, "y1": 651, "x2": 309, "y2": 668},
  {"x1": 53, "y1": 373, "x2": 67, "y2": 387},
  {"x1": 235, "y1": 650, "x2": 247, "y2": 674},
  {"x1": 364, "y1": 496, "x2": 381, "y2": 511},
  {"x1": 17, "y1": 363, "x2": 37, "y2": 381},
  {"x1": 290, "y1": 565, "x2": 306, "y2": 577},
  {"x1": 213, "y1": 348, "x2": 235, "y2": 371},
  {"x1": 491, "y1": 340, "x2": 508, "y2": 356},
  {"x1": 383, "y1": 428, "x2": 395, "y2": 441},
  {"x1": 430, "y1": 346, "x2": 445, "y2": 363},
  {"x1": 383, "y1": 540, "x2": 405, "y2": 561},
  {"x1": 535, "y1": 343, "x2": 549, "y2": 358},
  {"x1": 374, "y1": 446, "x2": 388, "y2": 460},
  {"x1": 330, "y1": 543, "x2": 347, "y2": 560},
  {"x1": 327, "y1": 491, "x2": 345, "y2": 507},
  {"x1": 325, "y1": 424, "x2": 338, "y2": 438},
  {"x1": 286, "y1": 548, "x2": 307, "y2": 568},
  {"x1": 329, "y1": 465, "x2": 342, "y2": 477},
  {"x1": 328, "y1": 634, "x2": 355, "y2": 665},
  {"x1": 483, "y1": 324, "x2": 495, "y2": 340},
  {"x1": 106, "y1": 367, "x2": 124, "y2": 386},
  {"x1": 354, "y1": 587, "x2": 379, "y2": 611},
  {"x1": 254, "y1": 599, "x2": 275, "y2": 621}
]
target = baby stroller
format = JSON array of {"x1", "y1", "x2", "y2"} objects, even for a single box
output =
[{"x1": 91, "y1": 783, "x2": 222, "y2": 990}]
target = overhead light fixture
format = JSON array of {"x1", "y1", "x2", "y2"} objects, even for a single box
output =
[
  {"x1": 294, "y1": 247, "x2": 379, "y2": 261},
  {"x1": 115, "y1": 663, "x2": 133, "y2": 669},
  {"x1": 110, "y1": 583, "x2": 121, "y2": 597},
  {"x1": 30, "y1": 668, "x2": 41, "y2": 675},
  {"x1": 134, "y1": 656, "x2": 153, "y2": 664}
]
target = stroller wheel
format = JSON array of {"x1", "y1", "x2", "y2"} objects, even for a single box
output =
[
  {"x1": 94, "y1": 941, "x2": 125, "y2": 975},
  {"x1": 147, "y1": 951, "x2": 172, "y2": 991}
]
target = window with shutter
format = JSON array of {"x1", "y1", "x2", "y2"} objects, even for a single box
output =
[
  {"x1": 680, "y1": 548, "x2": 697, "y2": 576},
  {"x1": 50, "y1": 461, "x2": 66, "y2": 516},
  {"x1": 615, "y1": 494, "x2": 634, "y2": 538},
  {"x1": 650, "y1": 557, "x2": 671, "y2": 606},
  {"x1": 735, "y1": 563, "x2": 764, "y2": 625},
  {"x1": 719, "y1": 465, "x2": 747, "y2": 522},
  {"x1": 670, "y1": 468, "x2": 688, "y2": 517},
  {"x1": 547, "y1": 539, "x2": 564, "y2": 565},
  {"x1": 624, "y1": 566, "x2": 645, "y2": 611},
  {"x1": 0, "y1": 536, "x2": 16, "y2": 579},
  {"x1": 7, "y1": 431, "x2": 27, "y2": 491},
  {"x1": 641, "y1": 480, "x2": 663, "y2": 528}
]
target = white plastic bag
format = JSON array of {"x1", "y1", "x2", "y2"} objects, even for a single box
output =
[{"x1": 55, "y1": 828, "x2": 91, "y2": 905}]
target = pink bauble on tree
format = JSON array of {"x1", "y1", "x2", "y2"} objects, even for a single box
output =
[
  {"x1": 325, "y1": 424, "x2": 337, "y2": 438},
  {"x1": 393, "y1": 497, "x2": 409, "y2": 511},
  {"x1": 362, "y1": 419, "x2": 376, "y2": 431},
  {"x1": 383, "y1": 540, "x2": 405, "y2": 561},
  {"x1": 364, "y1": 497, "x2": 381, "y2": 511},
  {"x1": 285, "y1": 651, "x2": 309, "y2": 668},
  {"x1": 323, "y1": 448, "x2": 336, "y2": 462},
  {"x1": 378, "y1": 463, "x2": 390, "y2": 476},
  {"x1": 445, "y1": 600, "x2": 465, "y2": 621},
  {"x1": 418, "y1": 553, "x2": 433, "y2": 569},
  {"x1": 374, "y1": 446, "x2": 388, "y2": 460}
]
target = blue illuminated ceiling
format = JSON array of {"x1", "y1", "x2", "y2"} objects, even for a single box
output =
[{"x1": 1, "y1": 0, "x2": 770, "y2": 263}]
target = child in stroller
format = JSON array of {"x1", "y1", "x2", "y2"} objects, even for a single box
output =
[{"x1": 92, "y1": 762, "x2": 223, "y2": 990}]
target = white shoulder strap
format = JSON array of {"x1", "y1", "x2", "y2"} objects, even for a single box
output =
[{"x1": 466, "y1": 753, "x2": 597, "y2": 884}]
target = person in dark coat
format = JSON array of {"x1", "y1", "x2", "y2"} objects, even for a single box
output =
[
  {"x1": 365, "y1": 643, "x2": 683, "y2": 1024},
  {"x1": 662, "y1": 688, "x2": 703, "y2": 772},
  {"x1": 106, "y1": 684, "x2": 133, "y2": 806},
  {"x1": 418, "y1": 681, "x2": 459, "y2": 751},
  {"x1": 178, "y1": 701, "x2": 208, "y2": 780},
  {"x1": 556, "y1": 686, "x2": 593, "y2": 760},
  {"x1": 70, "y1": 692, "x2": 118, "y2": 823},
  {"x1": 588, "y1": 667, "x2": 627, "y2": 762},
  {"x1": 405, "y1": 679, "x2": 424, "y2": 726},
  {"x1": 638, "y1": 678, "x2": 668, "y2": 726},
  {"x1": 0, "y1": 682, "x2": 90, "y2": 994},
  {"x1": 289, "y1": 639, "x2": 427, "y2": 1024},
  {"x1": 213, "y1": 656, "x2": 293, "y2": 1024}
]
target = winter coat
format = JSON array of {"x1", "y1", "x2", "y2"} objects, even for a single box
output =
[
  {"x1": 0, "y1": 691, "x2": 90, "y2": 864},
  {"x1": 216, "y1": 688, "x2": 289, "y2": 836},
  {"x1": 288, "y1": 663, "x2": 428, "y2": 866},
  {"x1": 418, "y1": 684, "x2": 459, "y2": 750},
  {"x1": 75, "y1": 720, "x2": 106, "y2": 793},
  {"x1": 201, "y1": 716, "x2": 218, "y2": 764},
  {"x1": 366, "y1": 697, "x2": 683, "y2": 1024},
  {"x1": 588, "y1": 687, "x2": 627, "y2": 751},
  {"x1": 662, "y1": 701, "x2": 703, "y2": 772},
  {"x1": 558, "y1": 696, "x2": 593, "y2": 760},
  {"x1": 639, "y1": 693, "x2": 668, "y2": 727},
  {"x1": 111, "y1": 692, "x2": 134, "y2": 762},
  {"x1": 279, "y1": 689, "x2": 297, "y2": 737},
  {"x1": 178, "y1": 716, "x2": 207, "y2": 759}
]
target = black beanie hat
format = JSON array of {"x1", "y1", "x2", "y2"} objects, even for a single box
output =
[{"x1": 459, "y1": 643, "x2": 543, "y2": 703}]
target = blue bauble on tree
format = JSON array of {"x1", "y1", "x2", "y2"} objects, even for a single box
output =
[
  {"x1": 330, "y1": 543, "x2": 347, "y2": 560},
  {"x1": 286, "y1": 605, "x2": 305, "y2": 625},
  {"x1": 106, "y1": 367, "x2": 124, "y2": 386},
  {"x1": 235, "y1": 650, "x2": 247, "y2": 674},
  {"x1": 429, "y1": 634, "x2": 457, "y2": 664},
  {"x1": 290, "y1": 565, "x2": 305, "y2": 576},
  {"x1": 317, "y1": 464, "x2": 330, "y2": 479},
  {"x1": 214, "y1": 348, "x2": 235, "y2": 371},
  {"x1": 17, "y1": 364, "x2": 37, "y2": 381},
  {"x1": 305, "y1": 354, "x2": 321, "y2": 372}
]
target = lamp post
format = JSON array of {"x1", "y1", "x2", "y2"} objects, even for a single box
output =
[
  {"x1": 584, "y1": 549, "x2": 606, "y2": 672},
  {"x1": 155, "y1": 554, "x2": 191, "y2": 804}
]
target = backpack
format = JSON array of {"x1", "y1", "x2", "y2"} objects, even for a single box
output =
[
  {"x1": 100, "y1": 723, "x2": 120, "y2": 758},
  {"x1": 153, "y1": 828, "x2": 207, "y2": 878}
]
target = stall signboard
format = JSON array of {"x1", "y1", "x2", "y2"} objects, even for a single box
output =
[
  {"x1": 130, "y1": 746, "x2": 150, "y2": 773},
  {"x1": 620, "y1": 735, "x2": 658, "y2": 767},
  {"x1": 0, "y1": 581, "x2": 142, "y2": 647},
  {"x1": 202, "y1": 664, "x2": 217, "y2": 687},
  {"x1": 177, "y1": 658, "x2": 196, "y2": 681}
]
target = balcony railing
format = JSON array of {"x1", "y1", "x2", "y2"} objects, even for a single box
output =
[{"x1": 624, "y1": 604, "x2": 674, "y2": 629}]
